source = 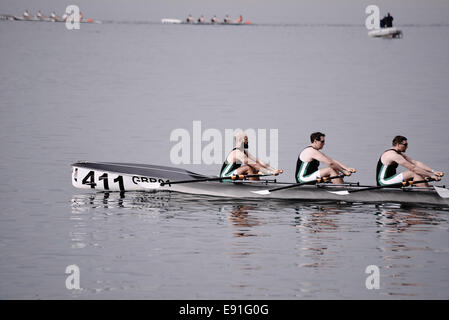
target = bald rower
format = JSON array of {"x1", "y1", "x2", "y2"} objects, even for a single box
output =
[{"x1": 220, "y1": 132, "x2": 283, "y2": 180}]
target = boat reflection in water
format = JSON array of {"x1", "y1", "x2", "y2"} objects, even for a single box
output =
[
  {"x1": 69, "y1": 192, "x2": 448, "y2": 298},
  {"x1": 373, "y1": 206, "x2": 444, "y2": 297},
  {"x1": 227, "y1": 205, "x2": 262, "y2": 238}
]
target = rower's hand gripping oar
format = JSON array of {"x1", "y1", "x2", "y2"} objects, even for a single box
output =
[
  {"x1": 329, "y1": 177, "x2": 443, "y2": 196},
  {"x1": 138, "y1": 172, "x2": 277, "y2": 189},
  {"x1": 251, "y1": 174, "x2": 346, "y2": 195}
]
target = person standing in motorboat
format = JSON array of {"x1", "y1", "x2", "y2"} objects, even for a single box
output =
[
  {"x1": 385, "y1": 13, "x2": 394, "y2": 27},
  {"x1": 380, "y1": 12, "x2": 394, "y2": 28}
]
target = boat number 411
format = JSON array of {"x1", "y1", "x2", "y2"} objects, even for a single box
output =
[
  {"x1": 81, "y1": 171, "x2": 126, "y2": 191},
  {"x1": 80, "y1": 170, "x2": 169, "y2": 191}
]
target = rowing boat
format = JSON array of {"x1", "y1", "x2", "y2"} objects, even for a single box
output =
[
  {"x1": 368, "y1": 27, "x2": 402, "y2": 38},
  {"x1": 161, "y1": 18, "x2": 251, "y2": 25},
  {"x1": 0, "y1": 14, "x2": 101, "y2": 24},
  {"x1": 71, "y1": 162, "x2": 449, "y2": 207}
]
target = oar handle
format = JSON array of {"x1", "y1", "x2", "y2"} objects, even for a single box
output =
[
  {"x1": 348, "y1": 177, "x2": 436, "y2": 194},
  {"x1": 401, "y1": 177, "x2": 436, "y2": 186},
  {"x1": 316, "y1": 174, "x2": 345, "y2": 183}
]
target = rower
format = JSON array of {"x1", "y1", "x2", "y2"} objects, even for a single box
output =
[
  {"x1": 36, "y1": 10, "x2": 45, "y2": 20},
  {"x1": 376, "y1": 135, "x2": 443, "y2": 187},
  {"x1": 50, "y1": 11, "x2": 58, "y2": 21},
  {"x1": 23, "y1": 10, "x2": 31, "y2": 20},
  {"x1": 236, "y1": 15, "x2": 243, "y2": 23},
  {"x1": 223, "y1": 15, "x2": 231, "y2": 24},
  {"x1": 220, "y1": 132, "x2": 283, "y2": 180},
  {"x1": 198, "y1": 15, "x2": 205, "y2": 23},
  {"x1": 211, "y1": 15, "x2": 218, "y2": 23},
  {"x1": 295, "y1": 132, "x2": 356, "y2": 184},
  {"x1": 186, "y1": 14, "x2": 194, "y2": 23}
]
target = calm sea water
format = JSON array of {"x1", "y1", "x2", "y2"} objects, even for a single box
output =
[{"x1": 1, "y1": 12, "x2": 449, "y2": 299}]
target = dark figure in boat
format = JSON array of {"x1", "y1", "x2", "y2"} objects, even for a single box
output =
[{"x1": 380, "y1": 13, "x2": 393, "y2": 28}]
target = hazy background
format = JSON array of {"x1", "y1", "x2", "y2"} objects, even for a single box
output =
[
  {"x1": 1, "y1": 0, "x2": 449, "y2": 25},
  {"x1": 1, "y1": 0, "x2": 448, "y2": 299}
]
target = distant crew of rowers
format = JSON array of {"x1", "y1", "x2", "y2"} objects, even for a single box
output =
[
  {"x1": 21, "y1": 10, "x2": 84, "y2": 22},
  {"x1": 221, "y1": 131, "x2": 444, "y2": 186},
  {"x1": 185, "y1": 14, "x2": 246, "y2": 24}
]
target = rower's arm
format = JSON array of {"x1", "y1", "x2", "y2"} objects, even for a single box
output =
[
  {"x1": 245, "y1": 152, "x2": 267, "y2": 168},
  {"x1": 246, "y1": 152, "x2": 257, "y2": 163},
  {"x1": 312, "y1": 150, "x2": 348, "y2": 172},
  {"x1": 393, "y1": 153, "x2": 432, "y2": 177},
  {"x1": 403, "y1": 154, "x2": 444, "y2": 177},
  {"x1": 404, "y1": 154, "x2": 432, "y2": 171},
  {"x1": 332, "y1": 159, "x2": 355, "y2": 172},
  {"x1": 247, "y1": 152, "x2": 281, "y2": 175}
]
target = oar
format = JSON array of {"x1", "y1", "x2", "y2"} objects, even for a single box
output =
[
  {"x1": 329, "y1": 177, "x2": 437, "y2": 196},
  {"x1": 251, "y1": 174, "x2": 345, "y2": 195},
  {"x1": 138, "y1": 172, "x2": 276, "y2": 189},
  {"x1": 433, "y1": 186, "x2": 449, "y2": 198}
]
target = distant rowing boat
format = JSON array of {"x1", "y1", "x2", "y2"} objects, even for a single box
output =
[
  {"x1": 0, "y1": 14, "x2": 101, "y2": 24},
  {"x1": 368, "y1": 27, "x2": 402, "y2": 38},
  {"x1": 161, "y1": 18, "x2": 251, "y2": 25},
  {"x1": 71, "y1": 162, "x2": 449, "y2": 207}
]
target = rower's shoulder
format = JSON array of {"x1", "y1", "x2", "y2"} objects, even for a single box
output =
[
  {"x1": 300, "y1": 146, "x2": 312, "y2": 152},
  {"x1": 383, "y1": 148, "x2": 401, "y2": 155},
  {"x1": 381, "y1": 149, "x2": 403, "y2": 160},
  {"x1": 299, "y1": 146, "x2": 319, "y2": 160},
  {"x1": 229, "y1": 148, "x2": 245, "y2": 157},
  {"x1": 301, "y1": 146, "x2": 320, "y2": 155}
]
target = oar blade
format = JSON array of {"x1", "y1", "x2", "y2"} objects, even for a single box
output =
[
  {"x1": 328, "y1": 190, "x2": 350, "y2": 196},
  {"x1": 434, "y1": 186, "x2": 449, "y2": 198},
  {"x1": 251, "y1": 190, "x2": 271, "y2": 195}
]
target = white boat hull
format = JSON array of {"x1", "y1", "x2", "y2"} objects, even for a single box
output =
[
  {"x1": 161, "y1": 18, "x2": 251, "y2": 25},
  {"x1": 71, "y1": 162, "x2": 449, "y2": 207},
  {"x1": 368, "y1": 27, "x2": 402, "y2": 38},
  {"x1": 0, "y1": 14, "x2": 101, "y2": 24},
  {"x1": 161, "y1": 18, "x2": 182, "y2": 24}
]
